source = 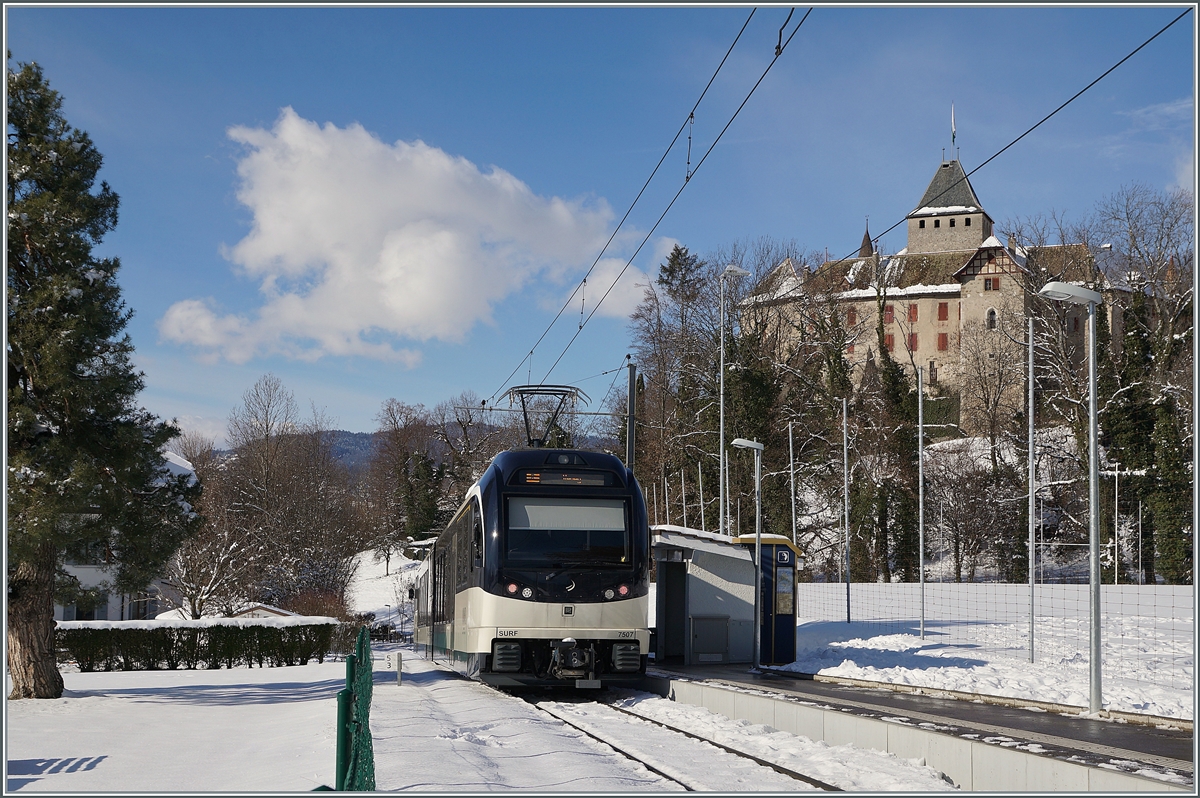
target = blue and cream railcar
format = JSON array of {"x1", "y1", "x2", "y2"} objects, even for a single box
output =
[{"x1": 413, "y1": 449, "x2": 649, "y2": 688}]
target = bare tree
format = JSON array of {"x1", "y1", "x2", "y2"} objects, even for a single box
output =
[
  {"x1": 160, "y1": 432, "x2": 265, "y2": 618},
  {"x1": 957, "y1": 296, "x2": 1027, "y2": 473}
]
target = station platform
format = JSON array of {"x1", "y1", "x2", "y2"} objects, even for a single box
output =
[{"x1": 642, "y1": 661, "x2": 1193, "y2": 783}]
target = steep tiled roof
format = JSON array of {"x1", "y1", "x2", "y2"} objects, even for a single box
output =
[
  {"x1": 910, "y1": 160, "x2": 984, "y2": 215},
  {"x1": 810, "y1": 250, "x2": 970, "y2": 293}
]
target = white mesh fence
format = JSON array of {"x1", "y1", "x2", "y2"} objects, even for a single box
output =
[{"x1": 796, "y1": 581, "x2": 1194, "y2": 695}]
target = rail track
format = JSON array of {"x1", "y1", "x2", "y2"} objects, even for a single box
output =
[{"x1": 521, "y1": 693, "x2": 841, "y2": 791}]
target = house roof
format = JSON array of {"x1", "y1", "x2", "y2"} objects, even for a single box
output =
[
  {"x1": 910, "y1": 160, "x2": 986, "y2": 216},
  {"x1": 232, "y1": 602, "x2": 296, "y2": 618},
  {"x1": 809, "y1": 250, "x2": 971, "y2": 294}
]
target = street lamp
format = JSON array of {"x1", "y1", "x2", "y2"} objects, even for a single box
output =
[
  {"x1": 732, "y1": 437, "x2": 764, "y2": 670},
  {"x1": 1037, "y1": 279, "x2": 1103, "y2": 713},
  {"x1": 720, "y1": 264, "x2": 751, "y2": 537}
]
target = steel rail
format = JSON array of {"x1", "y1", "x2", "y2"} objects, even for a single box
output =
[{"x1": 526, "y1": 694, "x2": 841, "y2": 791}]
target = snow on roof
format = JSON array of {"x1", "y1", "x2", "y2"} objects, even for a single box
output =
[
  {"x1": 160, "y1": 450, "x2": 198, "y2": 486},
  {"x1": 980, "y1": 235, "x2": 1005, "y2": 249},
  {"x1": 653, "y1": 525, "x2": 750, "y2": 561},
  {"x1": 911, "y1": 205, "x2": 979, "y2": 215},
  {"x1": 59, "y1": 615, "x2": 339, "y2": 630},
  {"x1": 232, "y1": 602, "x2": 296, "y2": 617},
  {"x1": 837, "y1": 283, "x2": 961, "y2": 300},
  {"x1": 845, "y1": 259, "x2": 866, "y2": 285},
  {"x1": 652, "y1": 524, "x2": 729, "y2": 544}
]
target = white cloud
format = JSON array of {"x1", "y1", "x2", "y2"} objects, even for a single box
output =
[
  {"x1": 1117, "y1": 98, "x2": 1193, "y2": 132},
  {"x1": 159, "y1": 108, "x2": 612, "y2": 363},
  {"x1": 580, "y1": 257, "x2": 652, "y2": 320}
]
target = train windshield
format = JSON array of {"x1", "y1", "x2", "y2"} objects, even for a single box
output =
[{"x1": 505, "y1": 497, "x2": 629, "y2": 565}]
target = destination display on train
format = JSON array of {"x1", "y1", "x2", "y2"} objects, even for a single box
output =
[{"x1": 519, "y1": 470, "x2": 612, "y2": 486}]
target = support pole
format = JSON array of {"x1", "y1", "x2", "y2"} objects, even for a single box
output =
[
  {"x1": 626, "y1": 362, "x2": 636, "y2": 473},
  {"x1": 1087, "y1": 301, "x2": 1102, "y2": 714},
  {"x1": 789, "y1": 420, "x2": 797, "y2": 545},
  {"x1": 698, "y1": 462, "x2": 706, "y2": 532},
  {"x1": 753, "y1": 447, "x2": 762, "y2": 670},
  {"x1": 681, "y1": 469, "x2": 687, "y2": 529},
  {"x1": 1029, "y1": 315, "x2": 1036, "y2": 663},
  {"x1": 719, "y1": 277, "x2": 727, "y2": 538},
  {"x1": 843, "y1": 397, "x2": 851, "y2": 624},
  {"x1": 918, "y1": 366, "x2": 925, "y2": 640}
]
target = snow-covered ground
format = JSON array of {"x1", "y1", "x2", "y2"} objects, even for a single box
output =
[
  {"x1": 6, "y1": 663, "x2": 343, "y2": 791},
  {"x1": 5, "y1": 549, "x2": 1190, "y2": 792},
  {"x1": 349, "y1": 551, "x2": 1194, "y2": 719},
  {"x1": 372, "y1": 650, "x2": 956, "y2": 791},
  {"x1": 784, "y1": 583, "x2": 1194, "y2": 720}
]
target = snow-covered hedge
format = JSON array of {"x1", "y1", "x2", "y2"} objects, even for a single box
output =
[{"x1": 56, "y1": 618, "x2": 356, "y2": 672}]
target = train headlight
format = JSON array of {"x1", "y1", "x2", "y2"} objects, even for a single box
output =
[
  {"x1": 520, "y1": 586, "x2": 534, "y2": 599},
  {"x1": 618, "y1": 584, "x2": 630, "y2": 597},
  {"x1": 603, "y1": 589, "x2": 615, "y2": 600},
  {"x1": 506, "y1": 583, "x2": 519, "y2": 595}
]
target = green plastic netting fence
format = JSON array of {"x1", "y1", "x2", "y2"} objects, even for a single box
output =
[{"x1": 333, "y1": 626, "x2": 375, "y2": 791}]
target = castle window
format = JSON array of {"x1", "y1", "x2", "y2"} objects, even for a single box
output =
[
  {"x1": 908, "y1": 304, "x2": 918, "y2": 323},
  {"x1": 984, "y1": 277, "x2": 1001, "y2": 291},
  {"x1": 847, "y1": 342, "x2": 855, "y2": 355},
  {"x1": 987, "y1": 309, "x2": 997, "y2": 330},
  {"x1": 908, "y1": 333, "x2": 919, "y2": 351},
  {"x1": 949, "y1": 218, "x2": 956, "y2": 228},
  {"x1": 884, "y1": 304, "x2": 894, "y2": 324},
  {"x1": 934, "y1": 219, "x2": 941, "y2": 228},
  {"x1": 937, "y1": 332, "x2": 949, "y2": 351},
  {"x1": 928, "y1": 360, "x2": 938, "y2": 385},
  {"x1": 884, "y1": 334, "x2": 894, "y2": 353},
  {"x1": 965, "y1": 217, "x2": 971, "y2": 227},
  {"x1": 847, "y1": 308, "x2": 857, "y2": 326},
  {"x1": 919, "y1": 219, "x2": 926, "y2": 229},
  {"x1": 1074, "y1": 316, "x2": 1080, "y2": 332},
  {"x1": 938, "y1": 301, "x2": 949, "y2": 321}
]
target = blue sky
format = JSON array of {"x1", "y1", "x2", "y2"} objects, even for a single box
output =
[{"x1": 6, "y1": 5, "x2": 1195, "y2": 445}]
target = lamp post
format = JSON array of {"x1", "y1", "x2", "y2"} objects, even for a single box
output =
[
  {"x1": 1038, "y1": 279, "x2": 1104, "y2": 713},
  {"x1": 720, "y1": 264, "x2": 751, "y2": 537},
  {"x1": 732, "y1": 437, "x2": 764, "y2": 670}
]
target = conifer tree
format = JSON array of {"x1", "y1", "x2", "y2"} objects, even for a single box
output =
[{"x1": 6, "y1": 55, "x2": 199, "y2": 698}]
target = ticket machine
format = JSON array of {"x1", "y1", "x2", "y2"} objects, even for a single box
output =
[{"x1": 734, "y1": 534, "x2": 799, "y2": 666}]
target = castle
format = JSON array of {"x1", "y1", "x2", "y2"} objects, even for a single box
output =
[{"x1": 755, "y1": 158, "x2": 1112, "y2": 437}]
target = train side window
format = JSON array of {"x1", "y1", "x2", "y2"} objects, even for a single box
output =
[
  {"x1": 455, "y1": 520, "x2": 469, "y2": 590},
  {"x1": 472, "y1": 503, "x2": 484, "y2": 569}
]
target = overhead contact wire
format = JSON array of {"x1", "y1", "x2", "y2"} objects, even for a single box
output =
[
  {"x1": 832, "y1": 7, "x2": 1192, "y2": 264},
  {"x1": 488, "y1": 8, "x2": 757, "y2": 403},
  {"x1": 540, "y1": 9, "x2": 813, "y2": 382}
]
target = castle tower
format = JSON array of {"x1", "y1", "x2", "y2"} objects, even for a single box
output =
[{"x1": 905, "y1": 160, "x2": 993, "y2": 255}]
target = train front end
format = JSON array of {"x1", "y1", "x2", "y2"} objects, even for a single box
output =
[{"x1": 477, "y1": 449, "x2": 650, "y2": 688}]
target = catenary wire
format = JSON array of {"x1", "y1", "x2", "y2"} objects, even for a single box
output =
[
  {"x1": 539, "y1": 9, "x2": 813, "y2": 383},
  {"x1": 830, "y1": 7, "x2": 1192, "y2": 265},
  {"x1": 487, "y1": 9, "x2": 758, "y2": 403}
]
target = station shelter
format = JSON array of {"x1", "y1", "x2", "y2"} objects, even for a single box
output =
[{"x1": 652, "y1": 525, "x2": 802, "y2": 667}]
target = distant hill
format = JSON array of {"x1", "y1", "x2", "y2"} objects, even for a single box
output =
[
  {"x1": 216, "y1": 428, "x2": 623, "y2": 476},
  {"x1": 327, "y1": 430, "x2": 379, "y2": 474}
]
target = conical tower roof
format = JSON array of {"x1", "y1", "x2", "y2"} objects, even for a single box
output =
[
  {"x1": 911, "y1": 160, "x2": 984, "y2": 214},
  {"x1": 859, "y1": 224, "x2": 874, "y2": 257}
]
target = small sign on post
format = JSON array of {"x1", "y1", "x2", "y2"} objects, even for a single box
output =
[{"x1": 383, "y1": 651, "x2": 402, "y2": 684}]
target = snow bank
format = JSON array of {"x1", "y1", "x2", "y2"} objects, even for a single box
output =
[{"x1": 56, "y1": 616, "x2": 338, "y2": 630}]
